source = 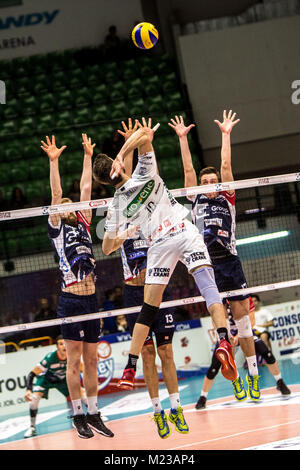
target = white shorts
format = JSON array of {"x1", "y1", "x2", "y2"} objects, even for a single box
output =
[{"x1": 145, "y1": 219, "x2": 211, "y2": 285}]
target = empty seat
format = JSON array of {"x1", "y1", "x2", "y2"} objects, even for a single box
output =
[
  {"x1": 55, "y1": 90, "x2": 73, "y2": 110},
  {"x1": 10, "y1": 161, "x2": 29, "y2": 183}
]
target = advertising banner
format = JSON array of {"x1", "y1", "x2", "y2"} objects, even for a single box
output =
[
  {"x1": 1, "y1": 300, "x2": 299, "y2": 417},
  {"x1": 0, "y1": 0, "x2": 143, "y2": 59}
]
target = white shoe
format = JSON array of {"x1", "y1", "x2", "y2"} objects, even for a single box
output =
[{"x1": 24, "y1": 425, "x2": 37, "y2": 438}]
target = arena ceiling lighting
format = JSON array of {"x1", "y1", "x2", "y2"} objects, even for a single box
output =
[{"x1": 236, "y1": 230, "x2": 290, "y2": 246}]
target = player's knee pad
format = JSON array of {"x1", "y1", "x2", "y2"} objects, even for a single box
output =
[
  {"x1": 136, "y1": 302, "x2": 159, "y2": 328},
  {"x1": 30, "y1": 394, "x2": 41, "y2": 410},
  {"x1": 192, "y1": 267, "x2": 221, "y2": 309},
  {"x1": 207, "y1": 365, "x2": 219, "y2": 380},
  {"x1": 234, "y1": 315, "x2": 253, "y2": 338},
  {"x1": 264, "y1": 350, "x2": 276, "y2": 364}
]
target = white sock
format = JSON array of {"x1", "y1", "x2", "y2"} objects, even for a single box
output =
[
  {"x1": 72, "y1": 399, "x2": 83, "y2": 416},
  {"x1": 87, "y1": 396, "x2": 98, "y2": 415},
  {"x1": 201, "y1": 391, "x2": 208, "y2": 398},
  {"x1": 274, "y1": 373, "x2": 282, "y2": 382},
  {"x1": 151, "y1": 397, "x2": 162, "y2": 414},
  {"x1": 169, "y1": 393, "x2": 180, "y2": 410},
  {"x1": 247, "y1": 355, "x2": 258, "y2": 376}
]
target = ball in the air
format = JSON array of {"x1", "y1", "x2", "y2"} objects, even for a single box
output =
[{"x1": 132, "y1": 22, "x2": 159, "y2": 49}]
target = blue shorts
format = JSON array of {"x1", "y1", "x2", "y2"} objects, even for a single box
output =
[
  {"x1": 123, "y1": 284, "x2": 174, "y2": 347},
  {"x1": 57, "y1": 292, "x2": 101, "y2": 343},
  {"x1": 212, "y1": 255, "x2": 249, "y2": 301}
]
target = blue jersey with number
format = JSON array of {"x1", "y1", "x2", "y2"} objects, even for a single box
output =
[
  {"x1": 120, "y1": 231, "x2": 149, "y2": 281},
  {"x1": 48, "y1": 211, "x2": 95, "y2": 289},
  {"x1": 191, "y1": 191, "x2": 237, "y2": 259}
]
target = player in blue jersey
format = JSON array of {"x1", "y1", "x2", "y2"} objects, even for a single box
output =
[
  {"x1": 117, "y1": 119, "x2": 188, "y2": 438},
  {"x1": 42, "y1": 134, "x2": 113, "y2": 440},
  {"x1": 196, "y1": 298, "x2": 291, "y2": 409},
  {"x1": 170, "y1": 111, "x2": 260, "y2": 401}
]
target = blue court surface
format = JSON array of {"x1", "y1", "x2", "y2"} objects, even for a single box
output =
[{"x1": 0, "y1": 359, "x2": 298, "y2": 445}]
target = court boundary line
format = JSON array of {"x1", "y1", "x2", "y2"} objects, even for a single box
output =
[
  {"x1": 169, "y1": 419, "x2": 300, "y2": 450},
  {"x1": 0, "y1": 385, "x2": 293, "y2": 447}
]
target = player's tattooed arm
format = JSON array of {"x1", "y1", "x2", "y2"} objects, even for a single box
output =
[
  {"x1": 214, "y1": 110, "x2": 240, "y2": 188},
  {"x1": 80, "y1": 133, "x2": 96, "y2": 223},
  {"x1": 168, "y1": 115, "x2": 197, "y2": 188},
  {"x1": 41, "y1": 135, "x2": 66, "y2": 226},
  {"x1": 102, "y1": 225, "x2": 139, "y2": 256}
]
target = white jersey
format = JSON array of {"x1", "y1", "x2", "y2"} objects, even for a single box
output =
[
  {"x1": 254, "y1": 307, "x2": 274, "y2": 333},
  {"x1": 105, "y1": 151, "x2": 189, "y2": 244}
]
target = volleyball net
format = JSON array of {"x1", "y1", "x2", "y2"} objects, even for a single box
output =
[{"x1": 0, "y1": 172, "x2": 299, "y2": 340}]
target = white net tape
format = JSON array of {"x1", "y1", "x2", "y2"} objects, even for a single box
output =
[
  {"x1": 0, "y1": 171, "x2": 299, "y2": 334},
  {"x1": 0, "y1": 280, "x2": 300, "y2": 335},
  {"x1": 0, "y1": 172, "x2": 299, "y2": 220}
]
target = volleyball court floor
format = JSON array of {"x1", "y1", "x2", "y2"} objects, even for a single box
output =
[{"x1": 1, "y1": 359, "x2": 300, "y2": 451}]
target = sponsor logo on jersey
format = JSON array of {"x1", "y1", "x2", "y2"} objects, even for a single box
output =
[
  {"x1": 123, "y1": 180, "x2": 155, "y2": 218},
  {"x1": 218, "y1": 229, "x2": 229, "y2": 237},
  {"x1": 128, "y1": 250, "x2": 147, "y2": 260},
  {"x1": 133, "y1": 239, "x2": 149, "y2": 249},
  {"x1": 138, "y1": 166, "x2": 147, "y2": 175},
  {"x1": 211, "y1": 205, "x2": 230, "y2": 215},
  {"x1": 205, "y1": 218, "x2": 222, "y2": 227}
]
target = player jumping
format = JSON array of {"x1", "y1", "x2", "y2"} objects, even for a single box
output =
[{"x1": 93, "y1": 118, "x2": 238, "y2": 397}]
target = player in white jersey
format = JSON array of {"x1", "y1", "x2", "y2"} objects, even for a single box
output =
[
  {"x1": 93, "y1": 118, "x2": 238, "y2": 394},
  {"x1": 169, "y1": 111, "x2": 260, "y2": 401}
]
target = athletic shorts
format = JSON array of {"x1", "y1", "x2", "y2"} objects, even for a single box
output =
[
  {"x1": 33, "y1": 375, "x2": 69, "y2": 400},
  {"x1": 57, "y1": 292, "x2": 101, "y2": 343},
  {"x1": 212, "y1": 255, "x2": 249, "y2": 301},
  {"x1": 146, "y1": 220, "x2": 211, "y2": 285},
  {"x1": 123, "y1": 284, "x2": 174, "y2": 347}
]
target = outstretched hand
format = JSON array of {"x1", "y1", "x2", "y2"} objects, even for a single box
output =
[
  {"x1": 214, "y1": 110, "x2": 240, "y2": 134},
  {"x1": 136, "y1": 116, "x2": 155, "y2": 143},
  {"x1": 41, "y1": 135, "x2": 66, "y2": 161},
  {"x1": 168, "y1": 115, "x2": 195, "y2": 137},
  {"x1": 117, "y1": 118, "x2": 138, "y2": 141},
  {"x1": 82, "y1": 133, "x2": 96, "y2": 158}
]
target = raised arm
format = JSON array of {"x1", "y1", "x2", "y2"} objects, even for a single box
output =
[
  {"x1": 41, "y1": 135, "x2": 66, "y2": 226},
  {"x1": 117, "y1": 118, "x2": 138, "y2": 176},
  {"x1": 214, "y1": 110, "x2": 240, "y2": 185},
  {"x1": 110, "y1": 118, "x2": 154, "y2": 178},
  {"x1": 80, "y1": 133, "x2": 95, "y2": 223},
  {"x1": 102, "y1": 225, "x2": 139, "y2": 256},
  {"x1": 168, "y1": 115, "x2": 197, "y2": 188}
]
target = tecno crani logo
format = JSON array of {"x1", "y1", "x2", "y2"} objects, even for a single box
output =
[{"x1": 0, "y1": 81, "x2": 6, "y2": 104}]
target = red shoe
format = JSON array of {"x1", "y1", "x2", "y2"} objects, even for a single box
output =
[
  {"x1": 117, "y1": 368, "x2": 136, "y2": 390},
  {"x1": 215, "y1": 339, "x2": 238, "y2": 381}
]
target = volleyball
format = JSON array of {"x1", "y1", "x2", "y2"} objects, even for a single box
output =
[{"x1": 131, "y1": 22, "x2": 159, "y2": 49}]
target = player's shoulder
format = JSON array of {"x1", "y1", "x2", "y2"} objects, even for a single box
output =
[
  {"x1": 41, "y1": 350, "x2": 56, "y2": 364},
  {"x1": 221, "y1": 190, "x2": 235, "y2": 204}
]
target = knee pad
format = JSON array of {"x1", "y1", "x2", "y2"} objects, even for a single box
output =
[
  {"x1": 264, "y1": 351, "x2": 276, "y2": 365},
  {"x1": 136, "y1": 302, "x2": 159, "y2": 327},
  {"x1": 207, "y1": 365, "x2": 220, "y2": 380},
  {"x1": 234, "y1": 315, "x2": 253, "y2": 338},
  {"x1": 30, "y1": 394, "x2": 41, "y2": 410},
  {"x1": 192, "y1": 267, "x2": 222, "y2": 309}
]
